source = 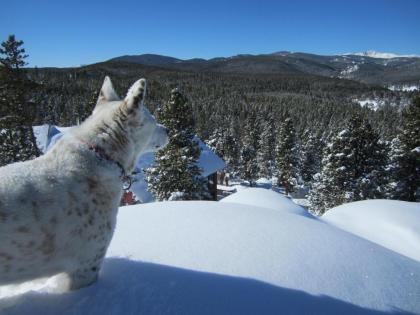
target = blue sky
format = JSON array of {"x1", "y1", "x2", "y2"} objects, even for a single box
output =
[{"x1": 1, "y1": 0, "x2": 419, "y2": 67}]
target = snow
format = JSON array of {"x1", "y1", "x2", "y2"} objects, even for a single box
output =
[
  {"x1": 2, "y1": 197, "x2": 420, "y2": 314},
  {"x1": 339, "y1": 64, "x2": 359, "y2": 76},
  {"x1": 255, "y1": 177, "x2": 273, "y2": 188},
  {"x1": 355, "y1": 99, "x2": 384, "y2": 111},
  {"x1": 220, "y1": 187, "x2": 312, "y2": 217},
  {"x1": 338, "y1": 129, "x2": 348, "y2": 137},
  {"x1": 322, "y1": 200, "x2": 420, "y2": 262},
  {"x1": 389, "y1": 85, "x2": 419, "y2": 92},
  {"x1": 291, "y1": 197, "x2": 311, "y2": 208},
  {"x1": 345, "y1": 50, "x2": 420, "y2": 59},
  {"x1": 168, "y1": 191, "x2": 185, "y2": 200},
  {"x1": 216, "y1": 184, "x2": 237, "y2": 192}
]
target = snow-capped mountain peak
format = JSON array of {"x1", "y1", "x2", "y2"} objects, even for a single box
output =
[{"x1": 344, "y1": 50, "x2": 420, "y2": 59}]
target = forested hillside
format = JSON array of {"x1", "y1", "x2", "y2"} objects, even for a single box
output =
[
  {"x1": 28, "y1": 60, "x2": 408, "y2": 139},
  {"x1": 17, "y1": 57, "x2": 420, "y2": 210}
]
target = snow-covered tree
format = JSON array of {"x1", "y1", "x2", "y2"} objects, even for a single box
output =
[
  {"x1": 386, "y1": 137, "x2": 403, "y2": 198},
  {"x1": 309, "y1": 115, "x2": 387, "y2": 215},
  {"x1": 258, "y1": 114, "x2": 276, "y2": 178},
  {"x1": 225, "y1": 121, "x2": 241, "y2": 170},
  {"x1": 240, "y1": 111, "x2": 260, "y2": 186},
  {"x1": 276, "y1": 117, "x2": 299, "y2": 195},
  {"x1": 240, "y1": 146, "x2": 258, "y2": 186},
  {"x1": 146, "y1": 88, "x2": 210, "y2": 201},
  {"x1": 309, "y1": 129, "x2": 355, "y2": 215},
  {"x1": 206, "y1": 123, "x2": 239, "y2": 167},
  {"x1": 300, "y1": 130, "x2": 323, "y2": 184},
  {"x1": 0, "y1": 35, "x2": 39, "y2": 166},
  {"x1": 206, "y1": 127, "x2": 225, "y2": 157},
  {"x1": 387, "y1": 96, "x2": 420, "y2": 201}
]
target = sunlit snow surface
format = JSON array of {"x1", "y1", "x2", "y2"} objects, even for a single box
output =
[
  {"x1": 1, "y1": 189, "x2": 419, "y2": 314},
  {"x1": 322, "y1": 199, "x2": 420, "y2": 262},
  {"x1": 220, "y1": 187, "x2": 313, "y2": 217}
]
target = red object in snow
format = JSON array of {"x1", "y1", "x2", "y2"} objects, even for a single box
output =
[{"x1": 121, "y1": 191, "x2": 136, "y2": 205}]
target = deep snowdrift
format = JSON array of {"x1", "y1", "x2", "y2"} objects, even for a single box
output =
[
  {"x1": 1, "y1": 199, "x2": 419, "y2": 314},
  {"x1": 220, "y1": 187, "x2": 312, "y2": 217},
  {"x1": 322, "y1": 199, "x2": 420, "y2": 262}
]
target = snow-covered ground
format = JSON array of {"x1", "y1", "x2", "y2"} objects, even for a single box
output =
[
  {"x1": 220, "y1": 187, "x2": 312, "y2": 217},
  {"x1": 322, "y1": 200, "x2": 420, "y2": 262},
  {"x1": 389, "y1": 85, "x2": 419, "y2": 92},
  {"x1": 1, "y1": 190, "x2": 419, "y2": 314},
  {"x1": 339, "y1": 64, "x2": 359, "y2": 77},
  {"x1": 355, "y1": 99, "x2": 384, "y2": 111}
]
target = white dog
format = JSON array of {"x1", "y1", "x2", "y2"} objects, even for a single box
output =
[{"x1": 0, "y1": 77, "x2": 168, "y2": 290}]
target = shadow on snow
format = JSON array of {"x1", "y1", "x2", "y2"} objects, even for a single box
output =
[{"x1": 1, "y1": 257, "x2": 412, "y2": 315}]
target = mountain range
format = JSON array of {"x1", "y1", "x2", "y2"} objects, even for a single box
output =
[{"x1": 108, "y1": 51, "x2": 420, "y2": 87}]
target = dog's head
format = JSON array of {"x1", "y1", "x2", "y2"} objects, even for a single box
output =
[{"x1": 81, "y1": 76, "x2": 168, "y2": 172}]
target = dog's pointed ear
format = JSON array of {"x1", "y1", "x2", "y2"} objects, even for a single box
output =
[
  {"x1": 97, "y1": 76, "x2": 120, "y2": 105},
  {"x1": 124, "y1": 78, "x2": 146, "y2": 111}
]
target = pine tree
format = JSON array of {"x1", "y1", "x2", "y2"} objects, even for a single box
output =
[
  {"x1": 300, "y1": 130, "x2": 323, "y2": 184},
  {"x1": 240, "y1": 111, "x2": 260, "y2": 186},
  {"x1": 308, "y1": 115, "x2": 388, "y2": 215},
  {"x1": 258, "y1": 114, "x2": 276, "y2": 178},
  {"x1": 276, "y1": 117, "x2": 299, "y2": 194},
  {"x1": 206, "y1": 127, "x2": 225, "y2": 158},
  {"x1": 225, "y1": 120, "x2": 240, "y2": 170},
  {"x1": 344, "y1": 116, "x2": 388, "y2": 200},
  {"x1": 0, "y1": 35, "x2": 28, "y2": 69},
  {"x1": 388, "y1": 96, "x2": 420, "y2": 201},
  {"x1": 386, "y1": 137, "x2": 403, "y2": 198},
  {"x1": 0, "y1": 35, "x2": 39, "y2": 166},
  {"x1": 309, "y1": 129, "x2": 356, "y2": 215},
  {"x1": 146, "y1": 88, "x2": 210, "y2": 201},
  {"x1": 206, "y1": 124, "x2": 239, "y2": 173}
]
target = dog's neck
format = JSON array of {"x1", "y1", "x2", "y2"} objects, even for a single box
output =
[
  {"x1": 88, "y1": 143, "x2": 127, "y2": 177},
  {"x1": 77, "y1": 138, "x2": 128, "y2": 178}
]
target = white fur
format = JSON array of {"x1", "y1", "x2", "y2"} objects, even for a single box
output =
[{"x1": 0, "y1": 77, "x2": 168, "y2": 290}]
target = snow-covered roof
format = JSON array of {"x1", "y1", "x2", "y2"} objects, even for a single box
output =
[
  {"x1": 195, "y1": 137, "x2": 226, "y2": 177},
  {"x1": 2, "y1": 196, "x2": 419, "y2": 313},
  {"x1": 33, "y1": 125, "x2": 63, "y2": 153}
]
